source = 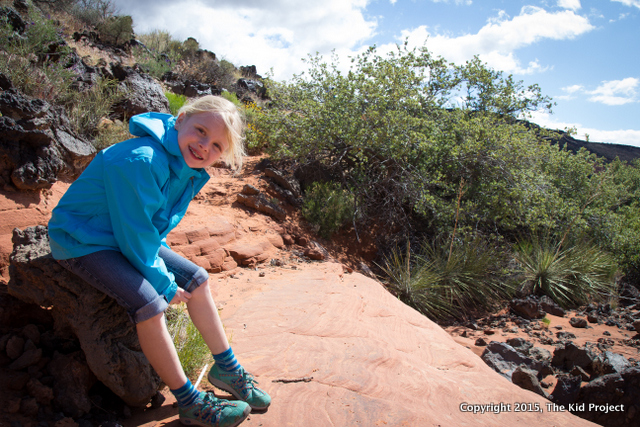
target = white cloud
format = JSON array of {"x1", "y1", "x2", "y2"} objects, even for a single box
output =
[
  {"x1": 611, "y1": 0, "x2": 640, "y2": 10},
  {"x1": 563, "y1": 84, "x2": 584, "y2": 93},
  {"x1": 431, "y1": 0, "x2": 473, "y2": 4},
  {"x1": 588, "y1": 78, "x2": 639, "y2": 105},
  {"x1": 112, "y1": 0, "x2": 377, "y2": 79},
  {"x1": 395, "y1": 6, "x2": 593, "y2": 74},
  {"x1": 558, "y1": 0, "x2": 581, "y2": 11},
  {"x1": 530, "y1": 111, "x2": 640, "y2": 146},
  {"x1": 390, "y1": 0, "x2": 398, "y2": 4}
]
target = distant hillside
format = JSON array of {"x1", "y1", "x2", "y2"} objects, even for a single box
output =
[
  {"x1": 519, "y1": 119, "x2": 640, "y2": 163},
  {"x1": 550, "y1": 132, "x2": 640, "y2": 163}
]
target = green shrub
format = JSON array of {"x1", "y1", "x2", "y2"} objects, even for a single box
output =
[
  {"x1": 378, "y1": 236, "x2": 510, "y2": 320},
  {"x1": 68, "y1": 77, "x2": 124, "y2": 136},
  {"x1": 96, "y1": 14, "x2": 133, "y2": 46},
  {"x1": 514, "y1": 238, "x2": 617, "y2": 308},
  {"x1": 166, "y1": 305, "x2": 211, "y2": 380},
  {"x1": 0, "y1": 13, "x2": 77, "y2": 103},
  {"x1": 132, "y1": 45, "x2": 174, "y2": 79},
  {"x1": 165, "y1": 91, "x2": 187, "y2": 115},
  {"x1": 94, "y1": 118, "x2": 130, "y2": 150},
  {"x1": 302, "y1": 181, "x2": 354, "y2": 239},
  {"x1": 68, "y1": 0, "x2": 117, "y2": 27}
]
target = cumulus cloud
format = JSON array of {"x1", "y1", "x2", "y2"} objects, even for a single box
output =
[
  {"x1": 557, "y1": 0, "x2": 581, "y2": 11},
  {"x1": 111, "y1": 0, "x2": 376, "y2": 79},
  {"x1": 588, "y1": 78, "x2": 639, "y2": 105},
  {"x1": 395, "y1": 6, "x2": 593, "y2": 73},
  {"x1": 431, "y1": 0, "x2": 473, "y2": 4},
  {"x1": 611, "y1": 0, "x2": 640, "y2": 10}
]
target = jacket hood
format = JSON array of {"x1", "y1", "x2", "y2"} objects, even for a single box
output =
[
  {"x1": 129, "y1": 112, "x2": 181, "y2": 157},
  {"x1": 128, "y1": 112, "x2": 207, "y2": 179}
]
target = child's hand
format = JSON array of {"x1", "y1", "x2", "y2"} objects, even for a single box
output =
[{"x1": 170, "y1": 288, "x2": 192, "y2": 305}]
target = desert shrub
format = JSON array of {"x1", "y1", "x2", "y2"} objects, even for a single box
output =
[
  {"x1": 256, "y1": 43, "x2": 640, "y2": 284},
  {"x1": 244, "y1": 102, "x2": 267, "y2": 153},
  {"x1": 378, "y1": 236, "x2": 510, "y2": 320},
  {"x1": 165, "y1": 91, "x2": 187, "y2": 115},
  {"x1": 132, "y1": 45, "x2": 174, "y2": 79},
  {"x1": 96, "y1": 14, "x2": 132, "y2": 46},
  {"x1": 256, "y1": 45, "x2": 562, "y2": 244},
  {"x1": 166, "y1": 304, "x2": 211, "y2": 380},
  {"x1": 67, "y1": 0, "x2": 116, "y2": 27},
  {"x1": 137, "y1": 29, "x2": 174, "y2": 53},
  {"x1": 302, "y1": 181, "x2": 354, "y2": 238},
  {"x1": 68, "y1": 76, "x2": 124, "y2": 135},
  {"x1": 94, "y1": 118, "x2": 130, "y2": 150},
  {"x1": 173, "y1": 55, "x2": 238, "y2": 91},
  {"x1": 220, "y1": 90, "x2": 242, "y2": 107},
  {"x1": 0, "y1": 12, "x2": 81, "y2": 104},
  {"x1": 514, "y1": 238, "x2": 617, "y2": 308}
]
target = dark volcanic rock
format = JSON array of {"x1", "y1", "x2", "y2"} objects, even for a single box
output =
[
  {"x1": 510, "y1": 297, "x2": 545, "y2": 320},
  {"x1": 8, "y1": 226, "x2": 161, "y2": 407},
  {"x1": 574, "y1": 367, "x2": 640, "y2": 426},
  {"x1": 552, "y1": 341, "x2": 596, "y2": 371},
  {"x1": 592, "y1": 351, "x2": 631, "y2": 376},
  {"x1": 0, "y1": 88, "x2": 95, "y2": 190},
  {"x1": 48, "y1": 351, "x2": 97, "y2": 418},
  {"x1": 512, "y1": 366, "x2": 547, "y2": 398},
  {"x1": 540, "y1": 295, "x2": 565, "y2": 317},
  {"x1": 480, "y1": 341, "x2": 548, "y2": 381},
  {"x1": 110, "y1": 64, "x2": 170, "y2": 119},
  {"x1": 550, "y1": 374, "x2": 582, "y2": 407},
  {"x1": 569, "y1": 317, "x2": 588, "y2": 328}
]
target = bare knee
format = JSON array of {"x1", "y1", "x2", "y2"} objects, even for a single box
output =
[
  {"x1": 191, "y1": 279, "x2": 212, "y2": 298},
  {"x1": 137, "y1": 311, "x2": 165, "y2": 330}
]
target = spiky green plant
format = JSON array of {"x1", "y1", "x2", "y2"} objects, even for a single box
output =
[
  {"x1": 378, "y1": 236, "x2": 511, "y2": 320},
  {"x1": 514, "y1": 239, "x2": 617, "y2": 308},
  {"x1": 165, "y1": 304, "x2": 212, "y2": 380}
]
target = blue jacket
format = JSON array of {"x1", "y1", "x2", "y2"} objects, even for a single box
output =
[{"x1": 48, "y1": 112, "x2": 210, "y2": 303}]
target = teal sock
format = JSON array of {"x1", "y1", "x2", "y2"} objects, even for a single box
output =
[
  {"x1": 213, "y1": 347, "x2": 241, "y2": 372},
  {"x1": 171, "y1": 379, "x2": 200, "y2": 407}
]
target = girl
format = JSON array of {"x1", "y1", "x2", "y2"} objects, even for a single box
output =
[{"x1": 48, "y1": 95, "x2": 269, "y2": 427}]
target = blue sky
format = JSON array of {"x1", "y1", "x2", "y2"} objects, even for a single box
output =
[{"x1": 111, "y1": 0, "x2": 640, "y2": 147}]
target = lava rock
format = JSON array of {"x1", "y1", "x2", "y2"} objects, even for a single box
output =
[{"x1": 8, "y1": 226, "x2": 161, "y2": 407}]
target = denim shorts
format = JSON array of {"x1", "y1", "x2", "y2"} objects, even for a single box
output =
[{"x1": 57, "y1": 246, "x2": 209, "y2": 324}]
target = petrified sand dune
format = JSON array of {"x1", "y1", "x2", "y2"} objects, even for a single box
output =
[{"x1": 209, "y1": 262, "x2": 596, "y2": 427}]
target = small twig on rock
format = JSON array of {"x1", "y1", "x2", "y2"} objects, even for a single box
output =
[{"x1": 272, "y1": 376, "x2": 313, "y2": 383}]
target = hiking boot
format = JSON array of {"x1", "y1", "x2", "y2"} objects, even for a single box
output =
[
  {"x1": 179, "y1": 391, "x2": 250, "y2": 427},
  {"x1": 208, "y1": 364, "x2": 271, "y2": 411}
]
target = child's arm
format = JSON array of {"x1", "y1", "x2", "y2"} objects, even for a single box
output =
[{"x1": 103, "y1": 156, "x2": 178, "y2": 303}]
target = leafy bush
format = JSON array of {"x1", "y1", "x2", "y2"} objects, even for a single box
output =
[
  {"x1": 96, "y1": 14, "x2": 132, "y2": 46},
  {"x1": 94, "y1": 118, "x2": 130, "y2": 150},
  {"x1": 378, "y1": 236, "x2": 510, "y2": 320},
  {"x1": 68, "y1": 0, "x2": 117, "y2": 27},
  {"x1": 1, "y1": 11, "x2": 123, "y2": 138},
  {"x1": 166, "y1": 305, "x2": 211, "y2": 380},
  {"x1": 514, "y1": 238, "x2": 617, "y2": 308},
  {"x1": 302, "y1": 181, "x2": 354, "y2": 238},
  {"x1": 68, "y1": 77, "x2": 124, "y2": 135},
  {"x1": 256, "y1": 45, "x2": 562, "y2": 243},
  {"x1": 165, "y1": 91, "x2": 187, "y2": 115},
  {"x1": 0, "y1": 12, "x2": 76, "y2": 103}
]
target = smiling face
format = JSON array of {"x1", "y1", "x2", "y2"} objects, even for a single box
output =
[{"x1": 174, "y1": 111, "x2": 230, "y2": 169}]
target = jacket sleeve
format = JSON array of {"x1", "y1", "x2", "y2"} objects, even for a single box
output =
[{"x1": 103, "y1": 155, "x2": 178, "y2": 303}]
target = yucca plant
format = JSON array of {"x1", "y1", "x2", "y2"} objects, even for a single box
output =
[
  {"x1": 378, "y1": 236, "x2": 511, "y2": 320},
  {"x1": 514, "y1": 238, "x2": 617, "y2": 308}
]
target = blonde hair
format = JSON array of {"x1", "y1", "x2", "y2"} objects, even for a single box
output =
[{"x1": 177, "y1": 95, "x2": 246, "y2": 170}]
